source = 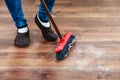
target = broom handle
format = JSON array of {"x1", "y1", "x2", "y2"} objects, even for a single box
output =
[{"x1": 40, "y1": 0, "x2": 62, "y2": 39}]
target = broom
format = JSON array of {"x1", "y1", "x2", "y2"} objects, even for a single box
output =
[{"x1": 40, "y1": 0, "x2": 76, "y2": 60}]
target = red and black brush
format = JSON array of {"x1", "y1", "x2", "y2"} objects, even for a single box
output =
[{"x1": 40, "y1": 0, "x2": 76, "y2": 60}]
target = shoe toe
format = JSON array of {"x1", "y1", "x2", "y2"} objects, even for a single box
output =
[
  {"x1": 48, "y1": 33, "x2": 58, "y2": 42},
  {"x1": 14, "y1": 32, "x2": 30, "y2": 47},
  {"x1": 15, "y1": 38, "x2": 30, "y2": 47}
]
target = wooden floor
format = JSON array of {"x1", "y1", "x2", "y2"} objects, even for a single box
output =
[{"x1": 0, "y1": 0, "x2": 120, "y2": 80}]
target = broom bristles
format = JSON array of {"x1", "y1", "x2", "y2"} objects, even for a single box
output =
[{"x1": 55, "y1": 33, "x2": 76, "y2": 60}]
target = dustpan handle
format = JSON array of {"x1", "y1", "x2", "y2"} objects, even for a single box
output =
[{"x1": 40, "y1": 0, "x2": 62, "y2": 39}]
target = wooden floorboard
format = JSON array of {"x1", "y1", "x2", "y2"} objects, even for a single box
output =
[{"x1": 0, "y1": 0, "x2": 120, "y2": 80}]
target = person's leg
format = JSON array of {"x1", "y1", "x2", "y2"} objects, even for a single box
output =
[
  {"x1": 4, "y1": 0, "x2": 30, "y2": 47},
  {"x1": 35, "y1": 0, "x2": 58, "y2": 42},
  {"x1": 4, "y1": 0, "x2": 27, "y2": 28},
  {"x1": 39, "y1": 0, "x2": 56, "y2": 22}
]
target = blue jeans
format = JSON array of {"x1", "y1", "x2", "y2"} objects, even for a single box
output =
[{"x1": 4, "y1": 0, "x2": 55, "y2": 28}]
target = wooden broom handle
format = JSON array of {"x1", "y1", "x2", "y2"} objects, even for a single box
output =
[{"x1": 40, "y1": 0, "x2": 62, "y2": 39}]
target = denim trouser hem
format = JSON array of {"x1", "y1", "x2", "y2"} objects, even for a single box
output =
[{"x1": 16, "y1": 21, "x2": 27, "y2": 28}]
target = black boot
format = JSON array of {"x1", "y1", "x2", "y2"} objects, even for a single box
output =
[
  {"x1": 35, "y1": 14, "x2": 58, "y2": 42},
  {"x1": 14, "y1": 30, "x2": 30, "y2": 47}
]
